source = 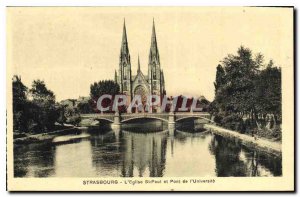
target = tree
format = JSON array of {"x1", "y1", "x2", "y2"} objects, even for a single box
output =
[
  {"x1": 64, "y1": 107, "x2": 81, "y2": 126},
  {"x1": 211, "y1": 46, "x2": 282, "y2": 139},
  {"x1": 217, "y1": 46, "x2": 262, "y2": 117},
  {"x1": 255, "y1": 60, "x2": 281, "y2": 122},
  {"x1": 30, "y1": 80, "x2": 55, "y2": 103},
  {"x1": 90, "y1": 80, "x2": 120, "y2": 112},
  {"x1": 29, "y1": 80, "x2": 58, "y2": 132},
  {"x1": 214, "y1": 64, "x2": 226, "y2": 94},
  {"x1": 56, "y1": 104, "x2": 67, "y2": 125},
  {"x1": 12, "y1": 76, "x2": 28, "y2": 132},
  {"x1": 90, "y1": 80, "x2": 120, "y2": 100},
  {"x1": 77, "y1": 100, "x2": 94, "y2": 114}
]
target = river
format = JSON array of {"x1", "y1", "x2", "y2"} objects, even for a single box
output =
[{"x1": 14, "y1": 120, "x2": 282, "y2": 177}]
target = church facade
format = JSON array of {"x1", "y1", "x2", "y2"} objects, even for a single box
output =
[{"x1": 114, "y1": 20, "x2": 166, "y2": 111}]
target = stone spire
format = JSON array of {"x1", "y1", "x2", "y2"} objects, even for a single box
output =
[
  {"x1": 120, "y1": 18, "x2": 130, "y2": 62},
  {"x1": 137, "y1": 54, "x2": 141, "y2": 72},
  {"x1": 118, "y1": 19, "x2": 132, "y2": 96},
  {"x1": 114, "y1": 69, "x2": 117, "y2": 83},
  {"x1": 149, "y1": 19, "x2": 160, "y2": 64},
  {"x1": 161, "y1": 69, "x2": 165, "y2": 87}
]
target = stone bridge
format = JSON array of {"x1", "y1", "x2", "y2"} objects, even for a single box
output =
[{"x1": 81, "y1": 112, "x2": 212, "y2": 126}]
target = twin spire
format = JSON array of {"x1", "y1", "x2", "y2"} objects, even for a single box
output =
[
  {"x1": 149, "y1": 19, "x2": 160, "y2": 64},
  {"x1": 120, "y1": 18, "x2": 160, "y2": 71},
  {"x1": 120, "y1": 19, "x2": 130, "y2": 60}
]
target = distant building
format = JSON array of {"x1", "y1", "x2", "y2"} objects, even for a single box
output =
[
  {"x1": 60, "y1": 99, "x2": 77, "y2": 108},
  {"x1": 76, "y1": 96, "x2": 90, "y2": 104}
]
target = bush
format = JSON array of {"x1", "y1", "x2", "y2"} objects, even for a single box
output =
[
  {"x1": 257, "y1": 125, "x2": 282, "y2": 141},
  {"x1": 65, "y1": 107, "x2": 81, "y2": 126},
  {"x1": 214, "y1": 114, "x2": 224, "y2": 125},
  {"x1": 221, "y1": 114, "x2": 243, "y2": 131}
]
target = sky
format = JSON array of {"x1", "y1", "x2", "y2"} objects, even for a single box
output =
[{"x1": 7, "y1": 7, "x2": 293, "y2": 101}]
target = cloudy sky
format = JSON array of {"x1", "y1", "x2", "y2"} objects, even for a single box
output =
[{"x1": 7, "y1": 7, "x2": 293, "y2": 101}]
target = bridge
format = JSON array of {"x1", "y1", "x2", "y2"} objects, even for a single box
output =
[{"x1": 81, "y1": 112, "x2": 212, "y2": 126}]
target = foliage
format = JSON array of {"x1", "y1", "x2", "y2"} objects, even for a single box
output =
[
  {"x1": 213, "y1": 113, "x2": 224, "y2": 125},
  {"x1": 214, "y1": 64, "x2": 226, "y2": 94},
  {"x1": 90, "y1": 80, "x2": 120, "y2": 100},
  {"x1": 12, "y1": 77, "x2": 66, "y2": 134},
  {"x1": 256, "y1": 126, "x2": 282, "y2": 141},
  {"x1": 211, "y1": 46, "x2": 282, "y2": 140},
  {"x1": 77, "y1": 100, "x2": 94, "y2": 114},
  {"x1": 30, "y1": 80, "x2": 55, "y2": 102},
  {"x1": 56, "y1": 104, "x2": 67, "y2": 125},
  {"x1": 89, "y1": 80, "x2": 122, "y2": 112},
  {"x1": 64, "y1": 107, "x2": 81, "y2": 126},
  {"x1": 221, "y1": 114, "x2": 243, "y2": 132},
  {"x1": 254, "y1": 60, "x2": 281, "y2": 117},
  {"x1": 28, "y1": 80, "x2": 58, "y2": 132},
  {"x1": 12, "y1": 76, "x2": 28, "y2": 132}
]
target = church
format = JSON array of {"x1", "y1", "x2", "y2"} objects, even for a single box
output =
[{"x1": 114, "y1": 19, "x2": 166, "y2": 112}]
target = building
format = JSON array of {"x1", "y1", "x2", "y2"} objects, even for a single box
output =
[
  {"x1": 60, "y1": 99, "x2": 77, "y2": 108},
  {"x1": 114, "y1": 19, "x2": 166, "y2": 112}
]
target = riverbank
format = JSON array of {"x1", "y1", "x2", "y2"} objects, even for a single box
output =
[
  {"x1": 204, "y1": 124, "x2": 282, "y2": 156},
  {"x1": 13, "y1": 126, "x2": 83, "y2": 144}
]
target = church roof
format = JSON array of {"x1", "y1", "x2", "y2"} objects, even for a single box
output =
[{"x1": 132, "y1": 70, "x2": 149, "y2": 84}]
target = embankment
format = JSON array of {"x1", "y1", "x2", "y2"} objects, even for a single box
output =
[
  {"x1": 14, "y1": 126, "x2": 82, "y2": 144},
  {"x1": 204, "y1": 124, "x2": 281, "y2": 156}
]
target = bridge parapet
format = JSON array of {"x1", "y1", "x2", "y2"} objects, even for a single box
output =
[
  {"x1": 175, "y1": 112, "x2": 211, "y2": 122},
  {"x1": 80, "y1": 112, "x2": 213, "y2": 136},
  {"x1": 81, "y1": 112, "x2": 212, "y2": 124},
  {"x1": 81, "y1": 113, "x2": 115, "y2": 122},
  {"x1": 121, "y1": 113, "x2": 169, "y2": 123}
]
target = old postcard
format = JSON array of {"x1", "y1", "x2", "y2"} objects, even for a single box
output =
[{"x1": 6, "y1": 7, "x2": 294, "y2": 191}]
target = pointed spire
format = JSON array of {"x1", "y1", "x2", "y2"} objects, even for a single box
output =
[
  {"x1": 151, "y1": 18, "x2": 157, "y2": 47},
  {"x1": 120, "y1": 18, "x2": 129, "y2": 58},
  {"x1": 114, "y1": 69, "x2": 117, "y2": 83},
  {"x1": 122, "y1": 18, "x2": 127, "y2": 43},
  {"x1": 161, "y1": 69, "x2": 164, "y2": 82},
  {"x1": 149, "y1": 18, "x2": 160, "y2": 64},
  {"x1": 137, "y1": 54, "x2": 141, "y2": 72}
]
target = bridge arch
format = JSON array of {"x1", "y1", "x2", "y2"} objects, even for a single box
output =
[
  {"x1": 175, "y1": 116, "x2": 211, "y2": 123},
  {"x1": 94, "y1": 118, "x2": 114, "y2": 123},
  {"x1": 121, "y1": 116, "x2": 169, "y2": 123}
]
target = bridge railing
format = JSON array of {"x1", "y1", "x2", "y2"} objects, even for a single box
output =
[
  {"x1": 81, "y1": 113, "x2": 115, "y2": 117},
  {"x1": 121, "y1": 113, "x2": 170, "y2": 122},
  {"x1": 175, "y1": 112, "x2": 210, "y2": 116},
  {"x1": 81, "y1": 112, "x2": 210, "y2": 116},
  {"x1": 81, "y1": 112, "x2": 213, "y2": 123}
]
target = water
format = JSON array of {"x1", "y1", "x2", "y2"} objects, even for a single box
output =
[{"x1": 14, "y1": 121, "x2": 282, "y2": 177}]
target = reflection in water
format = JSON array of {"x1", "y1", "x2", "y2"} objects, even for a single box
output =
[
  {"x1": 54, "y1": 140, "x2": 96, "y2": 177},
  {"x1": 121, "y1": 131, "x2": 167, "y2": 177},
  {"x1": 14, "y1": 142, "x2": 55, "y2": 177},
  {"x1": 14, "y1": 121, "x2": 282, "y2": 177},
  {"x1": 209, "y1": 135, "x2": 282, "y2": 177},
  {"x1": 90, "y1": 131, "x2": 123, "y2": 177}
]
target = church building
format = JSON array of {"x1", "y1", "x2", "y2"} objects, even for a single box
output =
[{"x1": 114, "y1": 20, "x2": 166, "y2": 112}]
